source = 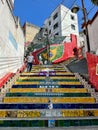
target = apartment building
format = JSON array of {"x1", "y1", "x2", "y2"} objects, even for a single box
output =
[
  {"x1": 88, "y1": 11, "x2": 98, "y2": 54},
  {"x1": 44, "y1": 4, "x2": 79, "y2": 40}
]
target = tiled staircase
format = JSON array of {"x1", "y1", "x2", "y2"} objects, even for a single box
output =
[{"x1": 0, "y1": 64, "x2": 98, "y2": 129}]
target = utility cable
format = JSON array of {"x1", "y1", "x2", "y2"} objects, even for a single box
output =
[
  {"x1": 60, "y1": 0, "x2": 77, "y2": 24},
  {"x1": 61, "y1": 0, "x2": 66, "y2": 4},
  {"x1": 87, "y1": 5, "x2": 96, "y2": 16}
]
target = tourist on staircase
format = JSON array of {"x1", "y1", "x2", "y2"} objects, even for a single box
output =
[{"x1": 26, "y1": 52, "x2": 34, "y2": 72}]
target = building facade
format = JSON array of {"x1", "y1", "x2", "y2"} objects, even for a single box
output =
[
  {"x1": 44, "y1": 4, "x2": 79, "y2": 40},
  {"x1": 23, "y1": 22, "x2": 40, "y2": 45},
  {"x1": 82, "y1": 11, "x2": 98, "y2": 54},
  {"x1": 88, "y1": 11, "x2": 98, "y2": 54},
  {"x1": 0, "y1": 0, "x2": 25, "y2": 78}
]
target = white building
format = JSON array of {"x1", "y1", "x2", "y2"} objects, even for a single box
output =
[
  {"x1": 82, "y1": 11, "x2": 98, "y2": 54},
  {"x1": 44, "y1": 4, "x2": 79, "y2": 41},
  {"x1": 88, "y1": 11, "x2": 98, "y2": 54},
  {"x1": 0, "y1": 0, "x2": 25, "y2": 78}
]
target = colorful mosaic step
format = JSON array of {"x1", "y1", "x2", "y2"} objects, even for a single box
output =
[
  {"x1": 0, "y1": 120, "x2": 45, "y2": 127},
  {"x1": 3, "y1": 97, "x2": 95, "y2": 103},
  {"x1": 31, "y1": 69, "x2": 66, "y2": 72},
  {"x1": 52, "y1": 88, "x2": 87, "y2": 93},
  {"x1": 0, "y1": 103, "x2": 98, "y2": 109},
  {"x1": 6, "y1": 92, "x2": 91, "y2": 97},
  {"x1": 9, "y1": 88, "x2": 87, "y2": 93},
  {"x1": 0, "y1": 109, "x2": 98, "y2": 118},
  {"x1": 0, "y1": 119, "x2": 98, "y2": 127},
  {"x1": 31, "y1": 66, "x2": 65, "y2": 70},
  {"x1": 14, "y1": 81, "x2": 81, "y2": 85},
  {"x1": 18, "y1": 76, "x2": 77, "y2": 80},
  {"x1": 12, "y1": 84, "x2": 84, "y2": 88},
  {"x1": 21, "y1": 72, "x2": 74, "y2": 76},
  {"x1": 17, "y1": 78, "x2": 79, "y2": 82},
  {"x1": 57, "y1": 119, "x2": 98, "y2": 127},
  {"x1": 20, "y1": 73, "x2": 75, "y2": 76}
]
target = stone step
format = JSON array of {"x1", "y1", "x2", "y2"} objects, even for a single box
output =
[{"x1": 0, "y1": 126, "x2": 98, "y2": 130}]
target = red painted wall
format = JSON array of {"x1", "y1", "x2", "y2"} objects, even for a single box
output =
[{"x1": 86, "y1": 52, "x2": 98, "y2": 90}]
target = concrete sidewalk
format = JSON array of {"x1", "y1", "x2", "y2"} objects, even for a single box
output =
[{"x1": 66, "y1": 58, "x2": 89, "y2": 80}]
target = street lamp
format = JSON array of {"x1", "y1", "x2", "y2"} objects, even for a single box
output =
[
  {"x1": 71, "y1": 0, "x2": 90, "y2": 52},
  {"x1": 71, "y1": 5, "x2": 79, "y2": 13},
  {"x1": 44, "y1": 28, "x2": 50, "y2": 65}
]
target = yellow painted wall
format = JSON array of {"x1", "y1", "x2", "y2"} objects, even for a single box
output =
[{"x1": 24, "y1": 22, "x2": 40, "y2": 43}]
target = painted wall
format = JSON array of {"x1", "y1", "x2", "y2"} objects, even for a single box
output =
[
  {"x1": 23, "y1": 22, "x2": 40, "y2": 43},
  {"x1": 0, "y1": 1, "x2": 25, "y2": 78},
  {"x1": 86, "y1": 52, "x2": 98, "y2": 90},
  {"x1": 82, "y1": 12, "x2": 98, "y2": 53},
  {"x1": 32, "y1": 34, "x2": 77, "y2": 64}
]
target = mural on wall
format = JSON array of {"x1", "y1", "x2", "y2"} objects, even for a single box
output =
[
  {"x1": 50, "y1": 45, "x2": 64, "y2": 62},
  {"x1": 32, "y1": 34, "x2": 77, "y2": 64}
]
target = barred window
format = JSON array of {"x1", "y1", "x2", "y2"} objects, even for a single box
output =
[
  {"x1": 53, "y1": 23, "x2": 58, "y2": 30},
  {"x1": 53, "y1": 12, "x2": 58, "y2": 20},
  {"x1": 70, "y1": 15, "x2": 75, "y2": 20},
  {"x1": 71, "y1": 24, "x2": 75, "y2": 30}
]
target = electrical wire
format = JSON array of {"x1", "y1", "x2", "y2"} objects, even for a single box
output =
[
  {"x1": 60, "y1": 0, "x2": 77, "y2": 23},
  {"x1": 61, "y1": 0, "x2": 66, "y2": 4},
  {"x1": 87, "y1": 5, "x2": 96, "y2": 16},
  {"x1": 78, "y1": 5, "x2": 97, "y2": 27}
]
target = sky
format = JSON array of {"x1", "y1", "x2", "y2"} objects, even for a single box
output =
[{"x1": 13, "y1": 0, "x2": 98, "y2": 31}]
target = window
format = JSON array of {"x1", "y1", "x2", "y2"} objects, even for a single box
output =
[
  {"x1": 53, "y1": 23, "x2": 58, "y2": 30},
  {"x1": 49, "y1": 30, "x2": 51, "y2": 34},
  {"x1": 49, "y1": 21, "x2": 51, "y2": 26},
  {"x1": 45, "y1": 28, "x2": 48, "y2": 32},
  {"x1": 53, "y1": 12, "x2": 58, "y2": 20},
  {"x1": 70, "y1": 15, "x2": 75, "y2": 20},
  {"x1": 71, "y1": 24, "x2": 75, "y2": 30},
  {"x1": 55, "y1": 33, "x2": 59, "y2": 36}
]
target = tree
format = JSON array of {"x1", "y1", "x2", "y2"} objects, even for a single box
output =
[{"x1": 91, "y1": 0, "x2": 98, "y2": 6}]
